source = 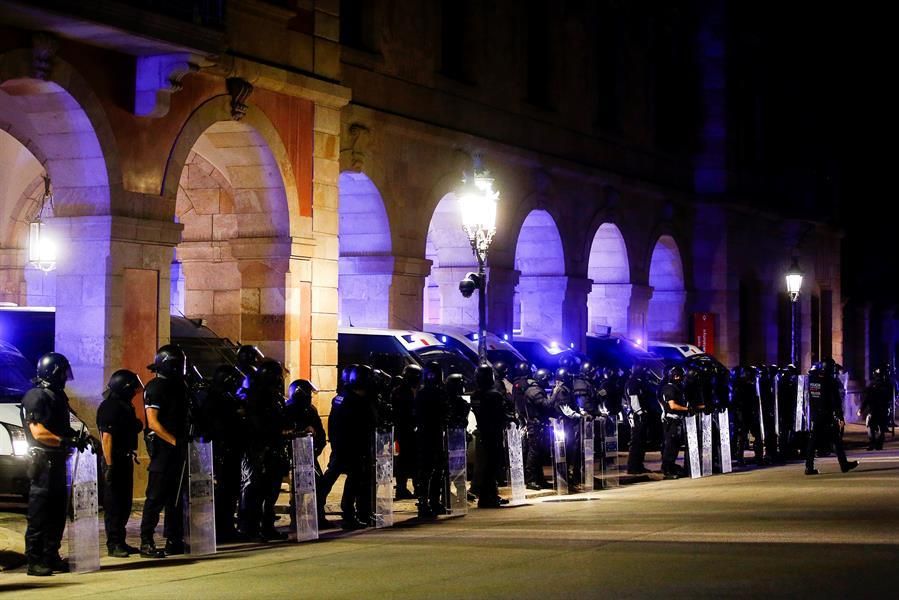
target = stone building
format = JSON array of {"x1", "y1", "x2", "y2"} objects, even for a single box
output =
[{"x1": 0, "y1": 0, "x2": 858, "y2": 447}]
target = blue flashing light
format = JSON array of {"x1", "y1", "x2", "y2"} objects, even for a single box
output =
[
  {"x1": 503, "y1": 333, "x2": 509, "y2": 341},
  {"x1": 441, "y1": 336, "x2": 447, "y2": 343},
  {"x1": 472, "y1": 333, "x2": 479, "y2": 341}
]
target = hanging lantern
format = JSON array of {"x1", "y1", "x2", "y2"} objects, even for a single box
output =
[{"x1": 28, "y1": 176, "x2": 57, "y2": 273}]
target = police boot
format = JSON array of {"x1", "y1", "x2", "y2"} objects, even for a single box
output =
[
  {"x1": 165, "y1": 539, "x2": 186, "y2": 555},
  {"x1": 45, "y1": 555, "x2": 69, "y2": 573},
  {"x1": 27, "y1": 563, "x2": 53, "y2": 577},
  {"x1": 841, "y1": 460, "x2": 859, "y2": 473},
  {"x1": 139, "y1": 540, "x2": 166, "y2": 559},
  {"x1": 804, "y1": 467, "x2": 819, "y2": 475},
  {"x1": 107, "y1": 544, "x2": 130, "y2": 558}
]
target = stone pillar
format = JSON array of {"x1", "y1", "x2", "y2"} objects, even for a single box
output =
[
  {"x1": 486, "y1": 266, "x2": 519, "y2": 337},
  {"x1": 588, "y1": 282, "x2": 632, "y2": 335},
  {"x1": 627, "y1": 284, "x2": 653, "y2": 345},
  {"x1": 517, "y1": 275, "x2": 567, "y2": 342},
  {"x1": 647, "y1": 289, "x2": 688, "y2": 342},
  {"x1": 389, "y1": 256, "x2": 431, "y2": 331},
  {"x1": 431, "y1": 266, "x2": 479, "y2": 328},
  {"x1": 339, "y1": 255, "x2": 394, "y2": 328},
  {"x1": 563, "y1": 277, "x2": 592, "y2": 351}
]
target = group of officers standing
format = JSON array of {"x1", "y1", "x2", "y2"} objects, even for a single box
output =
[{"x1": 19, "y1": 341, "x2": 895, "y2": 577}]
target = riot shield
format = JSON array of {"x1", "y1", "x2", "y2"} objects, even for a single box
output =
[
  {"x1": 67, "y1": 447, "x2": 100, "y2": 573},
  {"x1": 599, "y1": 415, "x2": 619, "y2": 489},
  {"x1": 373, "y1": 428, "x2": 395, "y2": 528},
  {"x1": 718, "y1": 409, "x2": 733, "y2": 474},
  {"x1": 773, "y1": 380, "x2": 781, "y2": 439},
  {"x1": 700, "y1": 413, "x2": 713, "y2": 476},
  {"x1": 755, "y1": 379, "x2": 766, "y2": 447},
  {"x1": 186, "y1": 440, "x2": 216, "y2": 555},
  {"x1": 684, "y1": 415, "x2": 701, "y2": 479},
  {"x1": 795, "y1": 375, "x2": 809, "y2": 432},
  {"x1": 550, "y1": 418, "x2": 568, "y2": 495},
  {"x1": 446, "y1": 427, "x2": 467, "y2": 516},
  {"x1": 580, "y1": 418, "x2": 595, "y2": 492},
  {"x1": 291, "y1": 435, "x2": 319, "y2": 541},
  {"x1": 505, "y1": 424, "x2": 527, "y2": 506}
]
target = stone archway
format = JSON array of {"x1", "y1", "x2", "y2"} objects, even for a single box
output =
[
  {"x1": 647, "y1": 234, "x2": 687, "y2": 342},
  {"x1": 337, "y1": 171, "x2": 393, "y2": 327},
  {"x1": 164, "y1": 98, "x2": 307, "y2": 377},
  {"x1": 513, "y1": 209, "x2": 566, "y2": 341},
  {"x1": 586, "y1": 223, "x2": 631, "y2": 336},
  {"x1": 423, "y1": 192, "x2": 478, "y2": 327}
]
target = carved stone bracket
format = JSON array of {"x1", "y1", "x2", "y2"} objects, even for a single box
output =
[
  {"x1": 340, "y1": 123, "x2": 370, "y2": 172},
  {"x1": 226, "y1": 77, "x2": 254, "y2": 121},
  {"x1": 134, "y1": 53, "x2": 214, "y2": 118},
  {"x1": 31, "y1": 32, "x2": 59, "y2": 81}
]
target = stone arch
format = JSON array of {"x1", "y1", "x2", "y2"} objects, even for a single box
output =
[
  {"x1": 423, "y1": 191, "x2": 478, "y2": 326},
  {"x1": 647, "y1": 234, "x2": 687, "y2": 342},
  {"x1": 513, "y1": 209, "x2": 566, "y2": 340},
  {"x1": 338, "y1": 171, "x2": 394, "y2": 327},
  {"x1": 164, "y1": 96, "x2": 305, "y2": 373},
  {"x1": 586, "y1": 222, "x2": 631, "y2": 335}
]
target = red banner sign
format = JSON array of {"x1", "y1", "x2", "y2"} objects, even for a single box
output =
[{"x1": 693, "y1": 312, "x2": 716, "y2": 356}]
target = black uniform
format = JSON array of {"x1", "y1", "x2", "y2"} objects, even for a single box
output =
[
  {"x1": 96, "y1": 390, "x2": 143, "y2": 551},
  {"x1": 758, "y1": 367, "x2": 780, "y2": 461},
  {"x1": 472, "y1": 388, "x2": 508, "y2": 507},
  {"x1": 205, "y1": 382, "x2": 246, "y2": 540},
  {"x1": 286, "y1": 399, "x2": 327, "y2": 522},
  {"x1": 391, "y1": 380, "x2": 417, "y2": 498},
  {"x1": 660, "y1": 381, "x2": 688, "y2": 476},
  {"x1": 732, "y1": 369, "x2": 762, "y2": 465},
  {"x1": 140, "y1": 376, "x2": 189, "y2": 548},
  {"x1": 625, "y1": 371, "x2": 654, "y2": 474},
  {"x1": 860, "y1": 380, "x2": 892, "y2": 451},
  {"x1": 776, "y1": 368, "x2": 799, "y2": 458},
  {"x1": 238, "y1": 383, "x2": 289, "y2": 538},
  {"x1": 413, "y1": 383, "x2": 448, "y2": 515},
  {"x1": 552, "y1": 380, "x2": 582, "y2": 485},
  {"x1": 21, "y1": 385, "x2": 77, "y2": 570},
  {"x1": 519, "y1": 378, "x2": 552, "y2": 488},
  {"x1": 806, "y1": 366, "x2": 856, "y2": 473}
]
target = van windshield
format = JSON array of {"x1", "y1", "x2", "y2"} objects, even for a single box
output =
[
  {"x1": 0, "y1": 341, "x2": 35, "y2": 400},
  {"x1": 412, "y1": 347, "x2": 477, "y2": 388}
]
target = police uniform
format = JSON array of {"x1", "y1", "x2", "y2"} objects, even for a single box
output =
[
  {"x1": 472, "y1": 387, "x2": 508, "y2": 507},
  {"x1": 140, "y1": 376, "x2": 189, "y2": 553},
  {"x1": 391, "y1": 379, "x2": 418, "y2": 498},
  {"x1": 860, "y1": 378, "x2": 892, "y2": 451},
  {"x1": 520, "y1": 377, "x2": 553, "y2": 489},
  {"x1": 22, "y1": 384, "x2": 77, "y2": 573},
  {"x1": 805, "y1": 364, "x2": 857, "y2": 474},
  {"x1": 413, "y1": 380, "x2": 449, "y2": 516},
  {"x1": 97, "y1": 389, "x2": 143, "y2": 554},
  {"x1": 660, "y1": 381, "x2": 688, "y2": 477},
  {"x1": 625, "y1": 371, "x2": 654, "y2": 474}
]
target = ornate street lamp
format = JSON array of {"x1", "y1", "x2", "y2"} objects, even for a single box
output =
[
  {"x1": 28, "y1": 176, "x2": 57, "y2": 273},
  {"x1": 786, "y1": 257, "x2": 803, "y2": 365},
  {"x1": 458, "y1": 156, "x2": 499, "y2": 360}
]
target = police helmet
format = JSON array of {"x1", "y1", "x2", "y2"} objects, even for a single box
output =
[
  {"x1": 423, "y1": 361, "x2": 443, "y2": 386},
  {"x1": 554, "y1": 367, "x2": 572, "y2": 387},
  {"x1": 236, "y1": 345, "x2": 265, "y2": 372},
  {"x1": 402, "y1": 364, "x2": 423, "y2": 387},
  {"x1": 106, "y1": 369, "x2": 143, "y2": 399},
  {"x1": 288, "y1": 379, "x2": 317, "y2": 407},
  {"x1": 559, "y1": 353, "x2": 582, "y2": 374},
  {"x1": 35, "y1": 352, "x2": 74, "y2": 388},
  {"x1": 345, "y1": 364, "x2": 374, "y2": 389},
  {"x1": 631, "y1": 363, "x2": 645, "y2": 377},
  {"x1": 534, "y1": 368, "x2": 552, "y2": 386},
  {"x1": 213, "y1": 364, "x2": 245, "y2": 394},
  {"x1": 256, "y1": 359, "x2": 285, "y2": 389},
  {"x1": 514, "y1": 361, "x2": 533, "y2": 379},
  {"x1": 581, "y1": 361, "x2": 596, "y2": 377},
  {"x1": 151, "y1": 345, "x2": 187, "y2": 379},
  {"x1": 820, "y1": 357, "x2": 836, "y2": 376},
  {"x1": 475, "y1": 363, "x2": 495, "y2": 390},
  {"x1": 446, "y1": 373, "x2": 466, "y2": 396},
  {"x1": 492, "y1": 361, "x2": 508, "y2": 381},
  {"x1": 667, "y1": 365, "x2": 686, "y2": 384}
]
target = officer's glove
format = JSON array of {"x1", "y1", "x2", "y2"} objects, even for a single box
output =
[
  {"x1": 105, "y1": 463, "x2": 116, "y2": 484},
  {"x1": 560, "y1": 405, "x2": 576, "y2": 418}
]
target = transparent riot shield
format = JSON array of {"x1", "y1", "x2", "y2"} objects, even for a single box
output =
[
  {"x1": 700, "y1": 413, "x2": 713, "y2": 476},
  {"x1": 446, "y1": 428, "x2": 467, "y2": 516},
  {"x1": 550, "y1": 418, "x2": 568, "y2": 495},
  {"x1": 185, "y1": 440, "x2": 216, "y2": 555},
  {"x1": 773, "y1": 380, "x2": 781, "y2": 439},
  {"x1": 505, "y1": 424, "x2": 526, "y2": 506},
  {"x1": 67, "y1": 447, "x2": 100, "y2": 573},
  {"x1": 755, "y1": 379, "x2": 766, "y2": 447},
  {"x1": 373, "y1": 428, "x2": 395, "y2": 528},
  {"x1": 718, "y1": 409, "x2": 733, "y2": 474},
  {"x1": 599, "y1": 415, "x2": 619, "y2": 489},
  {"x1": 291, "y1": 435, "x2": 319, "y2": 541},
  {"x1": 684, "y1": 415, "x2": 701, "y2": 479},
  {"x1": 580, "y1": 418, "x2": 595, "y2": 492},
  {"x1": 795, "y1": 375, "x2": 809, "y2": 432}
]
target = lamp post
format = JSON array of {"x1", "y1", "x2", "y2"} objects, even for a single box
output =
[
  {"x1": 28, "y1": 175, "x2": 57, "y2": 273},
  {"x1": 786, "y1": 257, "x2": 803, "y2": 366},
  {"x1": 458, "y1": 157, "x2": 499, "y2": 361}
]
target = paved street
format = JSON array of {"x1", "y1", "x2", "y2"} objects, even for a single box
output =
[{"x1": 2, "y1": 429, "x2": 897, "y2": 599}]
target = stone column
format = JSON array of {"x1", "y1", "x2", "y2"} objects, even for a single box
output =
[
  {"x1": 517, "y1": 275, "x2": 567, "y2": 342},
  {"x1": 389, "y1": 256, "x2": 431, "y2": 331},
  {"x1": 486, "y1": 266, "x2": 519, "y2": 338},
  {"x1": 563, "y1": 277, "x2": 592, "y2": 351},
  {"x1": 647, "y1": 289, "x2": 688, "y2": 342},
  {"x1": 339, "y1": 255, "x2": 395, "y2": 328},
  {"x1": 431, "y1": 265, "x2": 479, "y2": 328},
  {"x1": 588, "y1": 282, "x2": 633, "y2": 335},
  {"x1": 627, "y1": 284, "x2": 653, "y2": 345}
]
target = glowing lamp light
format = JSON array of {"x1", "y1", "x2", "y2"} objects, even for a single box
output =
[
  {"x1": 503, "y1": 333, "x2": 509, "y2": 341},
  {"x1": 28, "y1": 176, "x2": 57, "y2": 273},
  {"x1": 550, "y1": 341, "x2": 559, "y2": 350},
  {"x1": 569, "y1": 342, "x2": 575, "y2": 349},
  {"x1": 786, "y1": 257, "x2": 803, "y2": 302}
]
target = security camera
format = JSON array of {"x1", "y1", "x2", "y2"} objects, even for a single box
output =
[{"x1": 459, "y1": 272, "x2": 481, "y2": 298}]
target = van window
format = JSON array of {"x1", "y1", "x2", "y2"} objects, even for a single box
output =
[
  {"x1": 412, "y1": 347, "x2": 476, "y2": 385},
  {"x1": 338, "y1": 333, "x2": 410, "y2": 375}
]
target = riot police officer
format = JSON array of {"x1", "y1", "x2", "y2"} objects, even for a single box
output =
[
  {"x1": 238, "y1": 359, "x2": 290, "y2": 541},
  {"x1": 523, "y1": 367, "x2": 554, "y2": 489},
  {"x1": 572, "y1": 362, "x2": 597, "y2": 416},
  {"x1": 206, "y1": 364, "x2": 246, "y2": 541},
  {"x1": 758, "y1": 364, "x2": 780, "y2": 462},
  {"x1": 21, "y1": 352, "x2": 84, "y2": 576},
  {"x1": 413, "y1": 362, "x2": 449, "y2": 518},
  {"x1": 731, "y1": 366, "x2": 763, "y2": 466},
  {"x1": 805, "y1": 358, "x2": 858, "y2": 475},
  {"x1": 660, "y1": 366, "x2": 689, "y2": 479},
  {"x1": 140, "y1": 345, "x2": 189, "y2": 558},
  {"x1": 392, "y1": 364, "x2": 421, "y2": 500},
  {"x1": 97, "y1": 369, "x2": 145, "y2": 557},
  {"x1": 472, "y1": 365, "x2": 510, "y2": 508},
  {"x1": 552, "y1": 367, "x2": 583, "y2": 488},
  {"x1": 859, "y1": 366, "x2": 892, "y2": 451},
  {"x1": 236, "y1": 344, "x2": 265, "y2": 377},
  {"x1": 625, "y1": 364, "x2": 654, "y2": 474},
  {"x1": 776, "y1": 365, "x2": 799, "y2": 459},
  {"x1": 285, "y1": 379, "x2": 329, "y2": 527}
]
